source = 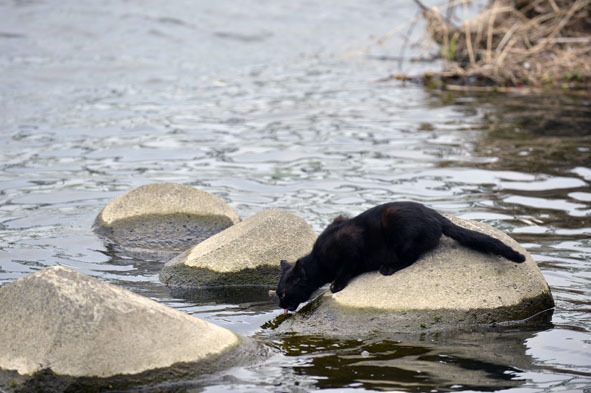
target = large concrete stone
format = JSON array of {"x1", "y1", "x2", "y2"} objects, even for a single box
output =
[
  {"x1": 0, "y1": 266, "x2": 241, "y2": 378},
  {"x1": 272, "y1": 215, "x2": 554, "y2": 335},
  {"x1": 93, "y1": 183, "x2": 240, "y2": 253},
  {"x1": 160, "y1": 209, "x2": 317, "y2": 288}
]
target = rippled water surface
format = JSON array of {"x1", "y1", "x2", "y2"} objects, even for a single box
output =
[{"x1": 1, "y1": 0, "x2": 590, "y2": 392}]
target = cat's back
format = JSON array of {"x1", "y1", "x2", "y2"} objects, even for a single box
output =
[
  {"x1": 355, "y1": 201, "x2": 429, "y2": 219},
  {"x1": 352, "y1": 202, "x2": 442, "y2": 233}
]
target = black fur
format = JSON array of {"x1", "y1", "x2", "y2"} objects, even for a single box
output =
[{"x1": 277, "y1": 202, "x2": 525, "y2": 311}]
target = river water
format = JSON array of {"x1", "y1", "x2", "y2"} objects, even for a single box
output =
[{"x1": 1, "y1": 0, "x2": 590, "y2": 392}]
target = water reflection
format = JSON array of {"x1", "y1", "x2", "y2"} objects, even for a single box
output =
[
  {"x1": 168, "y1": 285, "x2": 275, "y2": 309},
  {"x1": 437, "y1": 92, "x2": 591, "y2": 176},
  {"x1": 268, "y1": 327, "x2": 551, "y2": 392}
]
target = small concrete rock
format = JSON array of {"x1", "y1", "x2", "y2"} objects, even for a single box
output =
[
  {"x1": 0, "y1": 266, "x2": 240, "y2": 378},
  {"x1": 273, "y1": 215, "x2": 554, "y2": 335},
  {"x1": 93, "y1": 183, "x2": 240, "y2": 253},
  {"x1": 160, "y1": 209, "x2": 317, "y2": 288}
]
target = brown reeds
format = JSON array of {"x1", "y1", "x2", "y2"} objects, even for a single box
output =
[{"x1": 416, "y1": 0, "x2": 591, "y2": 90}]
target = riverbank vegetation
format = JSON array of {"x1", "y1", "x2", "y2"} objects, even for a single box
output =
[{"x1": 410, "y1": 0, "x2": 591, "y2": 93}]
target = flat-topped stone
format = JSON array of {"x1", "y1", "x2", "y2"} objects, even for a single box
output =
[
  {"x1": 271, "y1": 215, "x2": 554, "y2": 335},
  {"x1": 93, "y1": 183, "x2": 240, "y2": 253},
  {"x1": 160, "y1": 209, "x2": 317, "y2": 288},
  {"x1": 0, "y1": 266, "x2": 241, "y2": 378}
]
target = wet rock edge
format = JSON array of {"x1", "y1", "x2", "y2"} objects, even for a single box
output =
[
  {"x1": 160, "y1": 263, "x2": 281, "y2": 288},
  {"x1": 93, "y1": 213, "x2": 236, "y2": 252},
  {"x1": 268, "y1": 289, "x2": 555, "y2": 336},
  {"x1": 0, "y1": 337, "x2": 266, "y2": 393}
]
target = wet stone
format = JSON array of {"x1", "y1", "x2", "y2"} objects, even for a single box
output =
[
  {"x1": 0, "y1": 267, "x2": 241, "y2": 383},
  {"x1": 160, "y1": 209, "x2": 317, "y2": 289},
  {"x1": 93, "y1": 183, "x2": 240, "y2": 254},
  {"x1": 270, "y1": 216, "x2": 554, "y2": 336}
]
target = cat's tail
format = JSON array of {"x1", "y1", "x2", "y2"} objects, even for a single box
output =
[{"x1": 438, "y1": 216, "x2": 526, "y2": 263}]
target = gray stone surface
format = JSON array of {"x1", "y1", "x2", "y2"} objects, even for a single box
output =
[
  {"x1": 0, "y1": 266, "x2": 241, "y2": 377},
  {"x1": 160, "y1": 209, "x2": 317, "y2": 288},
  {"x1": 272, "y1": 215, "x2": 554, "y2": 335},
  {"x1": 93, "y1": 183, "x2": 241, "y2": 252}
]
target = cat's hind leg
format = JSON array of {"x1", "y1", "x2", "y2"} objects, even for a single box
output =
[
  {"x1": 397, "y1": 233, "x2": 440, "y2": 269},
  {"x1": 379, "y1": 264, "x2": 397, "y2": 275},
  {"x1": 377, "y1": 251, "x2": 399, "y2": 276}
]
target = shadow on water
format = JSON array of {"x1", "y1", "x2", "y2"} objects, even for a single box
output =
[{"x1": 168, "y1": 285, "x2": 277, "y2": 309}]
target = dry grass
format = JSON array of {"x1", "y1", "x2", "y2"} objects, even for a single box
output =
[{"x1": 415, "y1": 0, "x2": 591, "y2": 90}]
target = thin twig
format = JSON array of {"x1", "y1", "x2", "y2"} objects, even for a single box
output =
[
  {"x1": 486, "y1": 0, "x2": 499, "y2": 62},
  {"x1": 549, "y1": 36, "x2": 591, "y2": 43},
  {"x1": 495, "y1": 23, "x2": 520, "y2": 55},
  {"x1": 548, "y1": 0, "x2": 561, "y2": 13},
  {"x1": 462, "y1": 0, "x2": 476, "y2": 64}
]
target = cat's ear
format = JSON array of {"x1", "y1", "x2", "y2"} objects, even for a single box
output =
[
  {"x1": 332, "y1": 215, "x2": 349, "y2": 224},
  {"x1": 294, "y1": 260, "x2": 306, "y2": 280},
  {"x1": 280, "y1": 259, "x2": 292, "y2": 272}
]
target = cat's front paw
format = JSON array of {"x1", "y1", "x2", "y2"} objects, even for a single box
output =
[{"x1": 330, "y1": 282, "x2": 345, "y2": 293}]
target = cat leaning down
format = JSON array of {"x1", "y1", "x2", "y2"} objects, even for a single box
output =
[{"x1": 276, "y1": 201, "x2": 525, "y2": 312}]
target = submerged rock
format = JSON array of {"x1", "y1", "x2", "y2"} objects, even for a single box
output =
[
  {"x1": 0, "y1": 266, "x2": 241, "y2": 379},
  {"x1": 271, "y1": 215, "x2": 554, "y2": 336},
  {"x1": 160, "y1": 209, "x2": 317, "y2": 288},
  {"x1": 93, "y1": 183, "x2": 240, "y2": 254}
]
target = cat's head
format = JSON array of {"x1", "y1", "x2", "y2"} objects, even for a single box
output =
[{"x1": 276, "y1": 257, "x2": 315, "y2": 312}]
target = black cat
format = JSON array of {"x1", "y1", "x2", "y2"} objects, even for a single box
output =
[{"x1": 277, "y1": 202, "x2": 525, "y2": 312}]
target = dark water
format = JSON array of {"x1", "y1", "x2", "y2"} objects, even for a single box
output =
[{"x1": 1, "y1": 0, "x2": 590, "y2": 392}]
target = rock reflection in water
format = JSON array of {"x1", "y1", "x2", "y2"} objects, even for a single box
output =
[{"x1": 272, "y1": 327, "x2": 551, "y2": 391}]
